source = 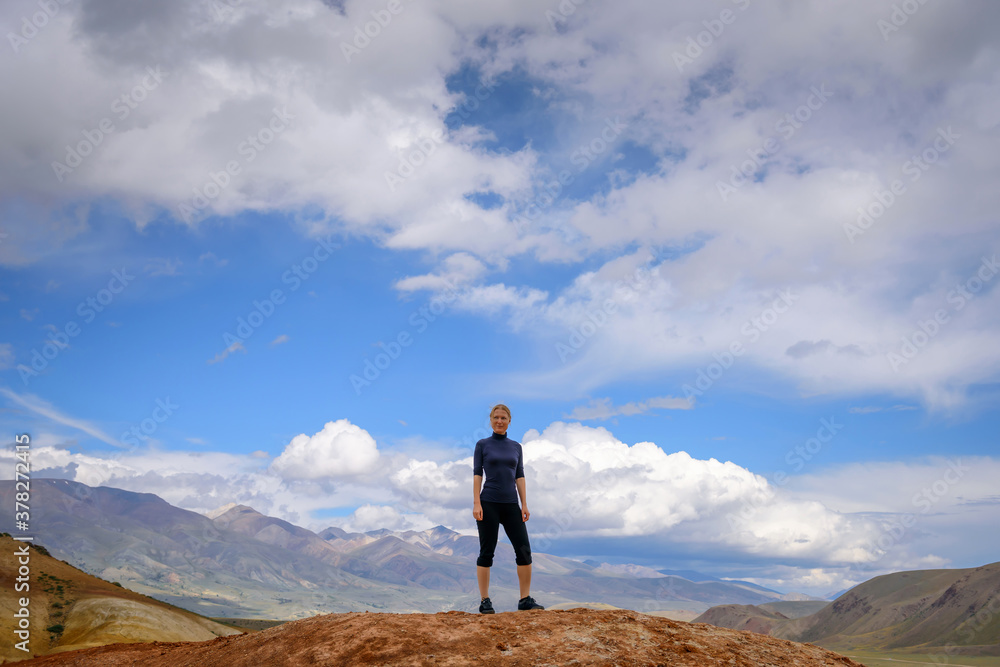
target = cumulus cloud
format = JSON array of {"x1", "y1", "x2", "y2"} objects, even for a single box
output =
[
  {"x1": 3, "y1": 418, "x2": 996, "y2": 593},
  {"x1": 337, "y1": 504, "x2": 435, "y2": 533},
  {"x1": 269, "y1": 419, "x2": 381, "y2": 480},
  {"x1": 382, "y1": 421, "x2": 961, "y2": 574}
]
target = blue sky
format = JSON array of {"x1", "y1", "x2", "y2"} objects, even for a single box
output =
[{"x1": 1, "y1": 0, "x2": 999, "y2": 596}]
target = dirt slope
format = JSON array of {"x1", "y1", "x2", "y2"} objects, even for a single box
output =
[
  {"x1": 18, "y1": 608, "x2": 865, "y2": 666},
  {"x1": 0, "y1": 535, "x2": 241, "y2": 663},
  {"x1": 792, "y1": 563, "x2": 1000, "y2": 653}
]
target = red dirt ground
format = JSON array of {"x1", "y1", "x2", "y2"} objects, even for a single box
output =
[{"x1": 17, "y1": 608, "x2": 867, "y2": 666}]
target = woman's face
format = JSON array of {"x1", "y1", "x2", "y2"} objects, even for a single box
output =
[{"x1": 491, "y1": 409, "x2": 510, "y2": 435}]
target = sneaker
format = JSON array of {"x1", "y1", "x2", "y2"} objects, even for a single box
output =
[
  {"x1": 479, "y1": 597, "x2": 495, "y2": 614},
  {"x1": 517, "y1": 595, "x2": 544, "y2": 611}
]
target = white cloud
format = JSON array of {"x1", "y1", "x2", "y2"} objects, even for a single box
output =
[
  {"x1": 0, "y1": 344, "x2": 14, "y2": 369},
  {"x1": 449, "y1": 283, "x2": 549, "y2": 330},
  {"x1": 2, "y1": 1, "x2": 999, "y2": 406},
  {"x1": 2, "y1": 417, "x2": 995, "y2": 594},
  {"x1": 394, "y1": 252, "x2": 488, "y2": 292},
  {"x1": 565, "y1": 396, "x2": 693, "y2": 421},
  {"x1": 387, "y1": 421, "x2": 918, "y2": 569},
  {"x1": 144, "y1": 258, "x2": 182, "y2": 277},
  {"x1": 207, "y1": 339, "x2": 245, "y2": 365},
  {"x1": 269, "y1": 419, "x2": 381, "y2": 480},
  {"x1": 848, "y1": 405, "x2": 918, "y2": 414},
  {"x1": 198, "y1": 251, "x2": 228, "y2": 267},
  {"x1": 338, "y1": 504, "x2": 434, "y2": 533},
  {"x1": 0, "y1": 387, "x2": 124, "y2": 448}
]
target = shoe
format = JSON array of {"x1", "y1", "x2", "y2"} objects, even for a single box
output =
[
  {"x1": 479, "y1": 597, "x2": 495, "y2": 614},
  {"x1": 517, "y1": 595, "x2": 544, "y2": 611}
]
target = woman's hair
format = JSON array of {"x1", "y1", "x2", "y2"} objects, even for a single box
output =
[{"x1": 490, "y1": 403, "x2": 511, "y2": 419}]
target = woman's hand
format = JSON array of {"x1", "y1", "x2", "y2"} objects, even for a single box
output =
[
  {"x1": 473, "y1": 503, "x2": 483, "y2": 521},
  {"x1": 521, "y1": 506, "x2": 530, "y2": 522}
]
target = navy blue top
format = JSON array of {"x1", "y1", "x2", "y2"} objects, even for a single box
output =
[{"x1": 473, "y1": 432, "x2": 524, "y2": 504}]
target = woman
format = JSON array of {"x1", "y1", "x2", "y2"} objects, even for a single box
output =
[{"x1": 472, "y1": 403, "x2": 544, "y2": 614}]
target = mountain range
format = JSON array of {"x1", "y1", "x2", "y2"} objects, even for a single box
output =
[{"x1": 0, "y1": 479, "x2": 812, "y2": 620}]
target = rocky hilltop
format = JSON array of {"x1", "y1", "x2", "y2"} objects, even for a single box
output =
[{"x1": 18, "y1": 608, "x2": 864, "y2": 666}]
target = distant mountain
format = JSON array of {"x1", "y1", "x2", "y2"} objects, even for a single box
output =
[
  {"x1": 0, "y1": 533, "x2": 240, "y2": 662},
  {"x1": 0, "y1": 480, "x2": 445, "y2": 619},
  {"x1": 695, "y1": 603, "x2": 792, "y2": 636},
  {"x1": 694, "y1": 562, "x2": 1000, "y2": 656},
  {"x1": 657, "y1": 568, "x2": 722, "y2": 582},
  {"x1": 791, "y1": 562, "x2": 1000, "y2": 654},
  {"x1": 0, "y1": 479, "x2": 811, "y2": 620},
  {"x1": 758, "y1": 600, "x2": 831, "y2": 619},
  {"x1": 824, "y1": 587, "x2": 850, "y2": 600}
]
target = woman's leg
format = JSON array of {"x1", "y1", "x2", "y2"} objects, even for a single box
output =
[
  {"x1": 517, "y1": 563, "x2": 531, "y2": 599},
  {"x1": 498, "y1": 502, "x2": 533, "y2": 598},
  {"x1": 476, "y1": 501, "x2": 501, "y2": 598},
  {"x1": 477, "y1": 565, "x2": 491, "y2": 599}
]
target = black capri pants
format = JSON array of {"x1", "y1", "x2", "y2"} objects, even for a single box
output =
[{"x1": 476, "y1": 501, "x2": 532, "y2": 567}]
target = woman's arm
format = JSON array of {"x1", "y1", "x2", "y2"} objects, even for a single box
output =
[
  {"x1": 472, "y1": 441, "x2": 484, "y2": 520},
  {"x1": 473, "y1": 474, "x2": 483, "y2": 520},
  {"x1": 516, "y1": 476, "x2": 529, "y2": 522}
]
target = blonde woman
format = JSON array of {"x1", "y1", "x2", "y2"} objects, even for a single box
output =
[{"x1": 472, "y1": 403, "x2": 544, "y2": 613}]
